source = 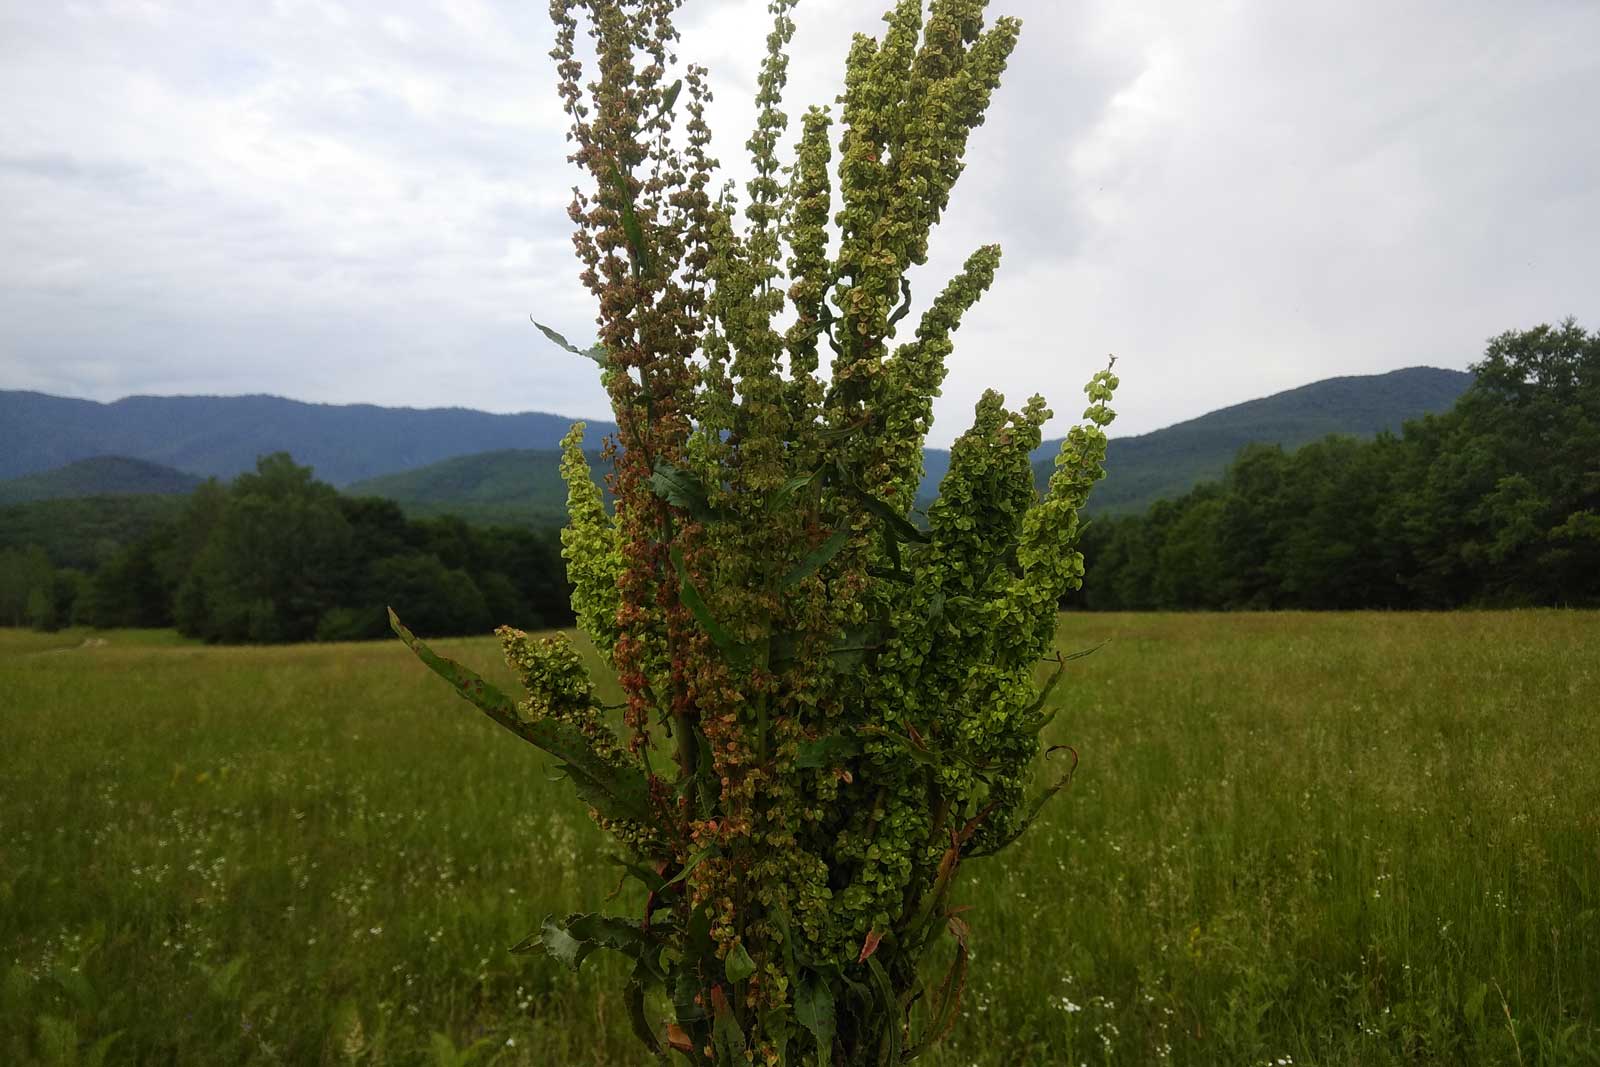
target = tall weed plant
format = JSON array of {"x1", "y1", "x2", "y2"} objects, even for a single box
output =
[{"x1": 395, "y1": 1, "x2": 1118, "y2": 1062}]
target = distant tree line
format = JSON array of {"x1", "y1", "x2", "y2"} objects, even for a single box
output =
[
  {"x1": 2, "y1": 453, "x2": 573, "y2": 640},
  {"x1": 1077, "y1": 321, "x2": 1600, "y2": 609},
  {"x1": 5, "y1": 322, "x2": 1595, "y2": 634}
]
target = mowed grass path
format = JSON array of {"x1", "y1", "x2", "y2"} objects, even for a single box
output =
[{"x1": 2, "y1": 613, "x2": 1596, "y2": 1065}]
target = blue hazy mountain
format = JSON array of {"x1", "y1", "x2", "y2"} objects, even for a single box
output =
[{"x1": 0, "y1": 391, "x2": 619, "y2": 487}]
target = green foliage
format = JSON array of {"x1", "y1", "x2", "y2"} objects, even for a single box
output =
[
  {"x1": 0, "y1": 546, "x2": 56, "y2": 629},
  {"x1": 1079, "y1": 320, "x2": 1600, "y2": 610},
  {"x1": 0, "y1": 546, "x2": 88, "y2": 632},
  {"x1": 0, "y1": 495, "x2": 186, "y2": 572},
  {"x1": 7, "y1": 455, "x2": 575, "y2": 642},
  {"x1": 368, "y1": 555, "x2": 492, "y2": 639},
  {"x1": 174, "y1": 454, "x2": 357, "y2": 642},
  {"x1": 397, "y1": 2, "x2": 1121, "y2": 1061}
]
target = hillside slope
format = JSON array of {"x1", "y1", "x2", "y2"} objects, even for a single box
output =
[
  {"x1": 1034, "y1": 366, "x2": 1472, "y2": 515},
  {"x1": 0, "y1": 456, "x2": 203, "y2": 505},
  {"x1": 346, "y1": 448, "x2": 608, "y2": 528},
  {"x1": 353, "y1": 367, "x2": 1470, "y2": 525},
  {"x1": 0, "y1": 391, "x2": 619, "y2": 487}
]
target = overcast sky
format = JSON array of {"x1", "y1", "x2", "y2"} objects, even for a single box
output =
[{"x1": 2, "y1": 0, "x2": 1596, "y2": 444}]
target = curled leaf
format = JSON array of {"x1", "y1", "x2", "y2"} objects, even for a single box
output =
[
  {"x1": 532, "y1": 319, "x2": 607, "y2": 366},
  {"x1": 725, "y1": 941, "x2": 757, "y2": 984},
  {"x1": 658, "y1": 79, "x2": 682, "y2": 117},
  {"x1": 649, "y1": 461, "x2": 713, "y2": 518}
]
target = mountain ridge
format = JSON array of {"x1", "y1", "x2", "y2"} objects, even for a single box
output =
[
  {"x1": 0, "y1": 390, "x2": 621, "y2": 486},
  {"x1": 1, "y1": 365, "x2": 1473, "y2": 521}
]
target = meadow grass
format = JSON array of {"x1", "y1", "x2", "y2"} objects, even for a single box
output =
[{"x1": 1, "y1": 612, "x2": 1596, "y2": 1065}]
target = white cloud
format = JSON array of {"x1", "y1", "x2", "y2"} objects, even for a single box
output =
[{"x1": 0, "y1": 0, "x2": 1596, "y2": 443}]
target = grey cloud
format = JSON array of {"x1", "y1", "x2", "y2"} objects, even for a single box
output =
[
  {"x1": 0, "y1": 0, "x2": 1596, "y2": 446},
  {"x1": 0, "y1": 152, "x2": 158, "y2": 189}
]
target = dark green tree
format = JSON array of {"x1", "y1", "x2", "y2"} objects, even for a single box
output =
[
  {"x1": 178, "y1": 454, "x2": 355, "y2": 642},
  {"x1": 1079, "y1": 320, "x2": 1599, "y2": 612},
  {"x1": 370, "y1": 553, "x2": 491, "y2": 638},
  {"x1": 0, "y1": 546, "x2": 56, "y2": 628}
]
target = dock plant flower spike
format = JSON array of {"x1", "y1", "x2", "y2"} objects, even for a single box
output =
[{"x1": 393, "y1": 0, "x2": 1119, "y2": 1062}]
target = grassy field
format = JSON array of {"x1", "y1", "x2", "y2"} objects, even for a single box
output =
[{"x1": 2, "y1": 612, "x2": 1597, "y2": 1066}]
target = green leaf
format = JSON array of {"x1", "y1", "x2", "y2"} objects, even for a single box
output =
[
  {"x1": 674, "y1": 970, "x2": 707, "y2": 1024},
  {"x1": 693, "y1": 732, "x2": 719, "y2": 812},
  {"x1": 846, "y1": 484, "x2": 929, "y2": 544},
  {"x1": 816, "y1": 417, "x2": 869, "y2": 443},
  {"x1": 827, "y1": 646, "x2": 868, "y2": 672},
  {"x1": 1018, "y1": 653, "x2": 1068, "y2": 732},
  {"x1": 568, "y1": 913, "x2": 655, "y2": 959},
  {"x1": 769, "y1": 468, "x2": 823, "y2": 513},
  {"x1": 660, "y1": 845, "x2": 718, "y2": 891},
  {"x1": 827, "y1": 622, "x2": 883, "y2": 669},
  {"x1": 649, "y1": 462, "x2": 712, "y2": 517},
  {"x1": 795, "y1": 972, "x2": 836, "y2": 1067},
  {"x1": 968, "y1": 745, "x2": 1080, "y2": 859},
  {"x1": 882, "y1": 522, "x2": 904, "y2": 571},
  {"x1": 867, "y1": 565, "x2": 914, "y2": 585},
  {"x1": 388, "y1": 606, "x2": 519, "y2": 719},
  {"x1": 724, "y1": 942, "x2": 757, "y2": 984},
  {"x1": 532, "y1": 319, "x2": 607, "y2": 366},
  {"x1": 558, "y1": 750, "x2": 654, "y2": 825},
  {"x1": 658, "y1": 78, "x2": 682, "y2": 117},
  {"x1": 761, "y1": 1005, "x2": 793, "y2": 1065},
  {"x1": 530, "y1": 915, "x2": 587, "y2": 968},
  {"x1": 711, "y1": 986, "x2": 746, "y2": 1062},
  {"x1": 607, "y1": 163, "x2": 651, "y2": 275},
  {"x1": 1061, "y1": 640, "x2": 1107, "y2": 663},
  {"x1": 907, "y1": 921, "x2": 970, "y2": 1057},
  {"x1": 865, "y1": 956, "x2": 901, "y2": 1066},
  {"x1": 669, "y1": 547, "x2": 749, "y2": 667},
  {"x1": 524, "y1": 912, "x2": 661, "y2": 979},
  {"x1": 860, "y1": 725, "x2": 938, "y2": 767},
  {"x1": 625, "y1": 968, "x2": 664, "y2": 1057},
  {"x1": 608, "y1": 856, "x2": 666, "y2": 894},
  {"x1": 782, "y1": 527, "x2": 850, "y2": 587},
  {"x1": 390, "y1": 608, "x2": 654, "y2": 825}
]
